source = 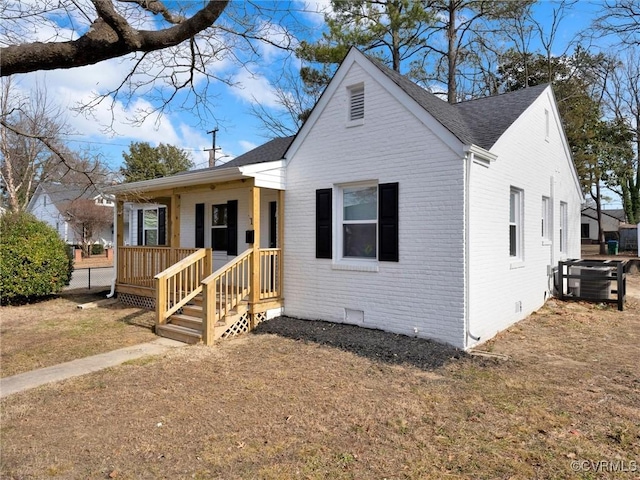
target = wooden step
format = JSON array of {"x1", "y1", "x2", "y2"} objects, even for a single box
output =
[
  {"x1": 156, "y1": 323, "x2": 202, "y2": 344},
  {"x1": 181, "y1": 304, "x2": 203, "y2": 318},
  {"x1": 170, "y1": 313, "x2": 203, "y2": 330}
]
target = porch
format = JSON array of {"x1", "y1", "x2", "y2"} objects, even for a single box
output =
[
  {"x1": 111, "y1": 176, "x2": 285, "y2": 345},
  {"x1": 115, "y1": 245, "x2": 282, "y2": 344}
]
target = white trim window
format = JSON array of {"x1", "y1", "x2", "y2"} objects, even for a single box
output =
[
  {"x1": 510, "y1": 188, "x2": 524, "y2": 260},
  {"x1": 340, "y1": 183, "x2": 377, "y2": 259},
  {"x1": 560, "y1": 201, "x2": 568, "y2": 254},
  {"x1": 347, "y1": 83, "x2": 365, "y2": 125},
  {"x1": 143, "y1": 208, "x2": 159, "y2": 246},
  {"x1": 542, "y1": 196, "x2": 551, "y2": 242},
  {"x1": 136, "y1": 206, "x2": 166, "y2": 246}
]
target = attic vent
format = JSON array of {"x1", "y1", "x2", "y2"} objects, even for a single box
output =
[{"x1": 349, "y1": 85, "x2": 365, "y2": 121}]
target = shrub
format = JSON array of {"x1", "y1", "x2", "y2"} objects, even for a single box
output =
[
  {"x1": 0, "y1": 212, "x2": 73, "y2": 304},
  {"x1": 91, "y1": 243, "x2": 104, "y2": 256}
]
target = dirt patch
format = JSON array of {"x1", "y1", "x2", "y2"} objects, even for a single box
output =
[
  {"x1": 1, "y1": 276, "x2": 639, "y2": 479},
  {"x1": 0, "y1": 291, "x2": 157, "y2": 377}
]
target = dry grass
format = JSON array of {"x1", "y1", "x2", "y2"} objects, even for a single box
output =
[
  {"x1": 0, "y1": 290, "x2": 156, "y2": 377},
  {"x1": 1, "y1": 277, "x2": 639, "y2": 479}
]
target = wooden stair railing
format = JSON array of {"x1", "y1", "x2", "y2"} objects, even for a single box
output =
[
  {"x1": 201, "y1": 248, "x2": 253, "y2": 344},
  {"x1": 154, "y1": 248, "x2": 212, "y2": 325}
]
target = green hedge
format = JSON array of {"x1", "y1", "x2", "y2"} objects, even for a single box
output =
[
  {"x1": 0, "y1": 212, "x2": 73, "y2": 304},
  {"x1": 91, "y1": 243, "x2": 104, "y2": 255}
]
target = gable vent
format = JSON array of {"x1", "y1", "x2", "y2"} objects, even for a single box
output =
[{"x1": 349, "y1": 85, "x2": 364, "y2": 121}]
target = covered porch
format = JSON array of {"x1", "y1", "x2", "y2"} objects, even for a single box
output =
[{"x1": 109, "y1": 161, "x2": 286, "y2": 344}]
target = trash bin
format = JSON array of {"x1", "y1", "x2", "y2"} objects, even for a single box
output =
[{"x1": 607, "y1": 240, "x2": 619, "y2": 255}]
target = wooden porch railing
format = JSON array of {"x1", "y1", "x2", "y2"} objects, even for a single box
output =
[
  {"x1": 201, "y1": 249, "x2": 253, "y2": 344},
  {"x1": 259, "y1": 248, "x2": 281, "y2": 300},
  {"x1": 117, "y1": 246, "x2": 201, "y2": 288},
  {"x1": 154, "y1": 249, "x2": 212, "y2": 324}
]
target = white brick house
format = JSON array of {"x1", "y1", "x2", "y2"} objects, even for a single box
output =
[{"x1": 110, "y1": 48, "x2": 582, "y2": 349}]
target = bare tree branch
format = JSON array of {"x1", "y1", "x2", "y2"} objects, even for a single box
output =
[{"x1": 0, "y1": 1, "x2": 229, "y2": 76}]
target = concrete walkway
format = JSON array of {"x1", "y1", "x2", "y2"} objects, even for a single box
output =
[{"x1": 0, "y1": 338, "x2": 184, "y2": 399}]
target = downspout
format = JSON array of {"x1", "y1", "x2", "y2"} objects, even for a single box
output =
[
  {"x1": 549, "y1": 176, "x2": 556, "y2": 295},
  {"x1": 106, "y1": 201, "x2": 117, "y2": 298},
  {"x1": 464, "y1": 150, "x2": 481, "y2": 348}
]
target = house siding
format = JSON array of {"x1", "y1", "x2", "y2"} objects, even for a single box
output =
[
  {"x1": 284, "y1": 62, "x2": 466, "y2": 348},
  {"x1": 29, "y1": 192, "x2": 67, "y2": 240},
  {"x1": 580, "y1": 209, "x2": 621, "y2": 241},
  {"x1": 179, "y1": 187, "x2": 278, "y2": 270},
  {"x1": 466, "y1": 88, "x2": 582, "y2": 347}
]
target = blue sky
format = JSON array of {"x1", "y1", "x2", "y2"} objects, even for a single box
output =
[{"x1": 9, "y1": 0, "x2": 610, "y2": 175}]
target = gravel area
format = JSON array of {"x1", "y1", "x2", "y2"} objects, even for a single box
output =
[{"x1": 254, "y1": 316, "x2": 465, "y2": 370}]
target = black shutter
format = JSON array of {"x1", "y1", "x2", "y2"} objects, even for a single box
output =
[
  {"x1": 378, "y1": 182, "x2": 399, "y2": 262},
  {"x1": 316, "y1": 188, "x2": 332, "y2": 259},
  {"x1": 137, "y1": 209, "x2": 143, "y2": 245},
  {"x1": 195, "y1": 203, "x2": 205, "y2": 248},
  {"x1": 269, "y1": 201, "x2": 277, "y2": 248},
  {"x1": 158, "y1": 207, "x2": 166, "y2": 246},
  {"x1": 227, "y1": 200, "x2": 238, "y2": 255}
]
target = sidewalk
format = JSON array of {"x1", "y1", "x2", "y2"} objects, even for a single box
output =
[{"x1": 0, "y1": 338, "x2": 184, "y2": 399}]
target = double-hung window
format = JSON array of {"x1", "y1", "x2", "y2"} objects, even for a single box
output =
[
  {"x1": 560, "y1": 201, "x2": 568, "y2": 254},
  {"x1": 542, "y1": 196, "x2": 551, "y2": 242},
  {"x1": 342, "y1": 184, "x2": 378, "y2": 259},
  {"x1": 137, "y1": 206, "x2": 166, "y2": 246},
  {"x1": 316, "y1": 182, "x2": 398, "y2": 264},
  {"x1": 211, "y1": 204, "x2": 228, "y2": 251},
  {"x1": 510, "y1": 188, "x2": 523, "y2": 260}
]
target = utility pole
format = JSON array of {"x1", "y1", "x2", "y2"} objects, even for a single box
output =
[{"x1": 205, "y1": 128, "x2": 221, "y2": 168}]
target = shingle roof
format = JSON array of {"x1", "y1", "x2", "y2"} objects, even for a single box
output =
[
  {"x1": 581, "y1": 207, "x2": 627, "y2": 222},
  {"x1": 454, "y1": 84, "x2": 549, "y2": 150},
  {"x1": 42, "y1": 183, "x2": 107, "y2": 207},
  {"x1": 368, "y1": 55, "x2": 548, "y2": 150},
  {"x1": 370, "y1": 58, "x2": 476, "y2": 145},
  {"x1": 221, "y1": 136, "x2": 294, "y2": 168}
]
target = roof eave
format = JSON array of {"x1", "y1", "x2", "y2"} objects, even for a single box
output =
[
  {"x1": 464, "y1": 144, "x2": 497, "y2": 163},
  {"x1": 106, "y1": 166, "x2": 245, "y2": 194}
]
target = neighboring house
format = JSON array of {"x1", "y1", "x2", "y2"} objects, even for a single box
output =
[
  {"x1": 109, "y1": 48, "x2": 582, "y2": 350},
  {"x1": 27, "y1": 182, "x2": 114, "y2": 246},
  {"x1": 580, "y1": 207, "x2": 626, "y2": 243}
]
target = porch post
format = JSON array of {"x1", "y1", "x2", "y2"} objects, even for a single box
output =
[
  {"x1": 278, "y1": 189, "x2": 284, "y2": 297},
  {"x1": 171, "y1": 193, "x2": 180, "y2": 248},
  {"x1": 250, "y1": 183, "x2": 261, "y2": 325}
]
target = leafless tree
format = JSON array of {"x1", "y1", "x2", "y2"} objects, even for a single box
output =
[
  {"x1": 63, "y1": 197, "x2": 114, "y2": 256},
  {"x1": 0, "y1": 1, "x2": 229, "y2": 76},
  {"x1": 0, "y1": 78, "x2": 68, "y2": 212},
  {"x1": 1, "y1": 1, "x2": 301, "y2": 129},
  {"x1": 0, "y1": 78, "x2": 111, "y2": 212},
  {"x1": 248, "y1": 67, "x2": 319, "y2": 138},
  {"x1": 592, "y1": 0, "x2": 640, "y2": 48}
]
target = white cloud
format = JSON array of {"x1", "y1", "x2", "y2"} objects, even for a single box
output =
[
  {"x1": 231, "y1": 69, "x2": 281, "y2": 109},
  {"x1": 239, "y1": 140, "x2": 258, "y2": 153},
  {"x1": 295, "y1": 0, "x2": 332, "y2": 25}
]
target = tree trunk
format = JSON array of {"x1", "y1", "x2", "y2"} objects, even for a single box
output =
[{"x1": 447, "y1": 1, "x2": 457, "y2": 104}]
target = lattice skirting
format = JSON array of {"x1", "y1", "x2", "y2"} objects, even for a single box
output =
[
  {"x1": 118, "y1": 293, "x2": 155, "y2": 310},
  {"x1": 253, "y1": 312, "x2": 267, "y2": 326},
  {"x1": 220, "y1": 312, "x2": 250, "y2": 338}
]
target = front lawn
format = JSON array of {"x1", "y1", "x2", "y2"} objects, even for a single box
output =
[
  {"x1": 0, "y1": 290, "x2": 156, "y2": 377},
  {"x1": 1, "y1": 276, "x2": 639, "y2": 479}
]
